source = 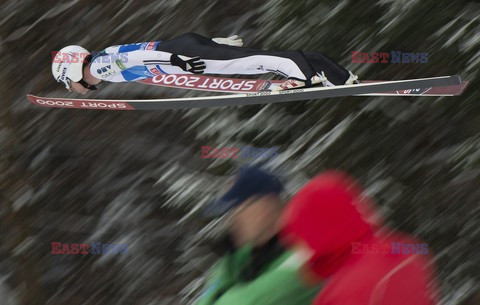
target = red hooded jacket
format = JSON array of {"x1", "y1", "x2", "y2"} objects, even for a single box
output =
[{"x1": 281, "y1": 171, "x2": 439, "y2": 305}]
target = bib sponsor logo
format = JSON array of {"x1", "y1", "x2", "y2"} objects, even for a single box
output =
[
  {"x1": 115, "y1": 59, "x2": 127, "y2": 70},
  {"x1": 146, "y1": 41, "x2": 156, "y2": 50},
  {"x1": 96, "y1": 65, "x2": 115, "y2": 79},
  {"x1": 150, "y1": 68, "x2": 160, "y2": 75},
  {"x1": 119, "y1": 41, "x2": 158, "y2": 51}
]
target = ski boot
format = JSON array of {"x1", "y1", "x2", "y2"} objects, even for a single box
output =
[
  {"x1": 345, "y1": 71, "x2": 359, "y2": 85},
  {"x1": 272, "y1": 72, "x2": 329, "y2": 92}
]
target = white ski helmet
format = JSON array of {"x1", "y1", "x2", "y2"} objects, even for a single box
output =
[{"x1": 51, "y1": 45, "x2": 90, "y2": 89}]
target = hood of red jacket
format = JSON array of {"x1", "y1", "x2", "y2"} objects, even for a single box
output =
[{"x1": 281, "y1": 171, "x2": 375, "y2": 278}]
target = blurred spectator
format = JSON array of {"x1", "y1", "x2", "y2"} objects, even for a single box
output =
[
  {"x1": 280, "y1": 171, "x2": 440, "y2": 305},
  {"x1": 194, "y1": 166, "x2": 319, "y2": 305}
]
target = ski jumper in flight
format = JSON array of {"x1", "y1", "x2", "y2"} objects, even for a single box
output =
[{"x1": 52, "y1": 33, "x2": 358, "y2": 95}]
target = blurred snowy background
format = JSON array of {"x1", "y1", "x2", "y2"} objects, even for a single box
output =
[{"x1": 0, "y1": 0, "x2": 479, "y2": 304}]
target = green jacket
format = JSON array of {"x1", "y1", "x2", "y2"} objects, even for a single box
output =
[{"x1": 194, "y1": 238, "x2": 319, "y2": 305}]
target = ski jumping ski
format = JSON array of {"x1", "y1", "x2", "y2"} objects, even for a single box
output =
[
  {"x1": 27, "y1": 75, "x2": 465, "y2": 111},
  {"x1": 139, "y1": 74, "x2": 468, "y2": 96}
]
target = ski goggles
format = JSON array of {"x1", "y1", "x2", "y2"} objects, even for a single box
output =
[
  {"x1": 59, "y1": 77, "x2": 96, "y2": 91},
  {"x1": 78, "y1": 79, "x2": 97, "y2": 91},
  {"x1": 79, "y1": 55, "x2": 97, "y2": 90}
]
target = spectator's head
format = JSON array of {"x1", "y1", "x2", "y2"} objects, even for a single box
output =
[
  {"x1": 204, "y1": 166, "x2": 284, "y2": 247},
  {"x1": 280, "y1": 171, "x2": 374, "y2": 278}
]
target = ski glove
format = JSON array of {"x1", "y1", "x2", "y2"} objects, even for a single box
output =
[
  {"x1": 212, "y1": 35, "x2": 244, "y2": 47},
  {"x1": 170, "y1": 54, "x2": 206, "y2": 74}
]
